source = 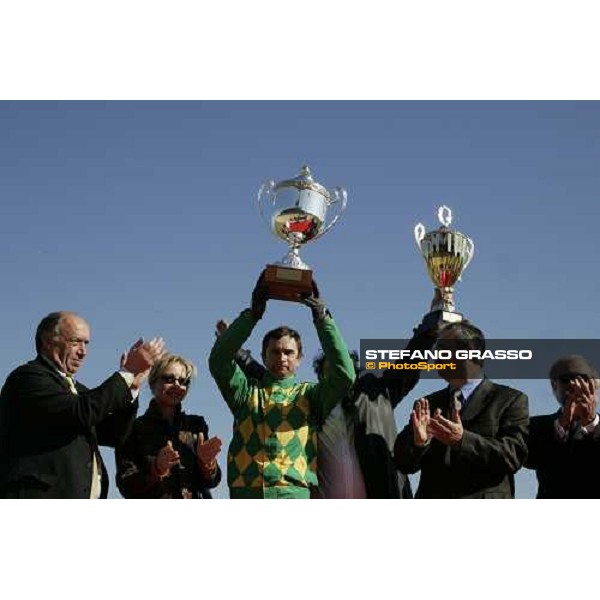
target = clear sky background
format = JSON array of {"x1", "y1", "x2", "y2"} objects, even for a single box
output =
[{"x1": 1, "y1": 100, "x2": 599, "y2": 498}]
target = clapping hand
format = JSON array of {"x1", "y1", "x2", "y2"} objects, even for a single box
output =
[
  {"x1": 196, "y1": 433, "x2": 223, "y2": 477},
  {"x1": 122, "y1": 337, "x2": 166, "y2": 375},
  {"x1": 558, "y1": 377, "x2": 597, "y2": 430},
  {"x1": 570, "y1": 376, "x2": 597, "y2": 427},
  {"x1": 429, "y1": 403, "x2": 464, "y2": 446},
  {"x1": 155, "y1": 441, "x2": 180, "y2": 479},
  {"x1": 411, "y1": 398, "x2": 432, "y2": 447},
  {"x1": 120, "y1": 341, "x2": 151, "y2": 390}
]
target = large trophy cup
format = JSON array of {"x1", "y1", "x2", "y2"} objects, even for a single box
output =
[
  {"x1": 414, "y1": 205, "x2": 475, "y2": 327},
  {"x1": 257, "y1": 165, "x2": 347, "y2": 301}
]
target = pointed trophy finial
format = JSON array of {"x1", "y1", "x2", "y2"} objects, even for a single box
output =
[
  {"x1": 437, "y1": 205, "x2": 453, "y2": 227},
  {"x1": 299, "y1": 164, "x2": 313, "y2": 180}
]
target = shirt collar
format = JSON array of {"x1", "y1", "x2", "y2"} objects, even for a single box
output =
[{"x1": 454, "y1": 378, "x2": 484, "y2": 401}]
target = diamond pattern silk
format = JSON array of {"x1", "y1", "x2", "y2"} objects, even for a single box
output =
[{"x1": 227, "y1": 383, "x2": 317, "y2": 492}]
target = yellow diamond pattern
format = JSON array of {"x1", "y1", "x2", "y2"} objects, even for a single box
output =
[
  {"x1": 227, "y1": 382, "x2": 320, "y2": 490},
  {"x1": 277, "y1": 429, "x2": 295, "y2": 447},
  {"x1": 296, "y1": 426, "x2": 308, "y2": 447},
  {"x1": 234, "y1": 447, "x2": 253, "y2": 472},
  {"x1": 249, "y1": 388, "x2": 260, "y2": 410},
  {"x1": 231, "y1": 475, "x2": 246, "y2": 488},
  {"x1": 274, "y1": 449, "x2": 294, "y2": 471},
  {"x1": 294, "y1": 455, "x2": 307, "y2": 478},
  {"x1": 237, "y1": 415, "x2": 254, "y2": 444}
]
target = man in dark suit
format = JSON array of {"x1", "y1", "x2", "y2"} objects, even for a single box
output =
[
  {"x1": 526, "y1": 355, "x2": 600, "y2": 498},
  {"x1": 0, "y1": 311, "x2": 165, "y2": 498},
  {"x1": 394, "y1": 321, "x2": 529, "y2": 499}
]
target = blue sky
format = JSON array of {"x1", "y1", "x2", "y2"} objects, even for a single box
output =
[{"x1": 1, "y1": 101, "x2": 599, "y2": 498}]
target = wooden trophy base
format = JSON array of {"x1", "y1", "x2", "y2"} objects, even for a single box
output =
[{"x1": 264, "y1": 264, "x2": 313, "y2": 302}]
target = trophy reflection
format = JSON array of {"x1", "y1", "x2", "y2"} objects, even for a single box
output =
[
  {"x1": 257, "y1": 165, "x2": 347, "y2": 302},
  {"x1": 414, "y1": 205, "x2": 475, "y2": 328}
]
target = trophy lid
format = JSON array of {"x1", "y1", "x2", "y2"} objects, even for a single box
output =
[
  {"x1": 274, "y1": 164, "x2": 330, "y2": 200},
  {"x1": 437, "y1": 205, "x2": 453, "y2": 229}
]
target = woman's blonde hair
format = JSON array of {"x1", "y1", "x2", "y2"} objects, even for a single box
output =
[{"x1": 148, "y1": 353, "x2": 198, "y2": 395}]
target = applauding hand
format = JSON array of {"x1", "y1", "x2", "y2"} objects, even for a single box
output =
[
  {"x1": 155, "y1": 441, "x2": 180, "y2": 479},
  {"x1": 196, "y1": 433, "x2": 223, "y2": 477},
  {"x1": 411, "y1": 398, "x2": 432, "y2": 447}
]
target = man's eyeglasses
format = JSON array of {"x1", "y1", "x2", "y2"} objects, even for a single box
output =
[{"x1": 160, "y1": 375, "x2": 191, "y2": 387}]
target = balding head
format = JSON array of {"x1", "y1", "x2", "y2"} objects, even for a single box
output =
[{"x1": 36, "y1": 311, "x2": 90, "y2": 374}]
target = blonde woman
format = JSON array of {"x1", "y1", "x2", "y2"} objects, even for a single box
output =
[{"x1": 116, "y1": 354, "x2": 222, "y2": 498}]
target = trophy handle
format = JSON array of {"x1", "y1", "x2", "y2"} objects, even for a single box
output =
[
  {"x1": 414, "y1": 223, "x2": 426, "y2": 249},
  {"x1": 313, "y1": 186, "x2": 348, "y2": 241},
  {"x1": 257, "y1": 180, "x2": 278, "y2": 237},
  {"x1": 464, "y1": 237, "x2": 475, "y2": 270},
  {"x1": 458, "y1": 237, "x2": 475, "y2": 281}
]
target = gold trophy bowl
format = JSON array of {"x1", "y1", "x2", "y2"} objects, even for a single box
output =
[{"x1": 414, "y1": 205, "x2": 475, "y2": 326}]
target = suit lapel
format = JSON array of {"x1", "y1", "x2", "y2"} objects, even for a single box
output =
[
  {"x1": 33, "y1": 356, "x2": 68, "y2": 389},
  {"x1": 459, "y1": 379, "x2": 495, "y2": 423},
  {"x1": 438, "y1": 381, "x2": 494, "y2": 467}
]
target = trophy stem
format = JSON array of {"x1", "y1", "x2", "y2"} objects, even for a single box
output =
[
  {"x1": 434, "y1": 286, "x2": 456, "y2": 313},
  {"x1": 421, "y1": 286, "x2": 463, "y2": 330},
  {"x1": 277, "y1": 244, "x2": 310, "y2": 270}
]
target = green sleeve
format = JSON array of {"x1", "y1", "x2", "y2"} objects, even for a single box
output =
[
  {"x1": 208, "y1": 309, "x2": 257, "y2": 416},
  {"x1": 306, "y1": 316, "x2": 356, "y2": 424}
]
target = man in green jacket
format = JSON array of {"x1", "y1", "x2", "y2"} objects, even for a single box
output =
[{"x1": 209, "y1": 274, "x2": 355, "y2": 499}]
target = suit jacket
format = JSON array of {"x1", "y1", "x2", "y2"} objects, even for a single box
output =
[
  {"x1": 526, "y1": 412, "x2": 600, "y2": 499},
  {"x1": 0, "y1": 356, "x2": 138, "y2": 498},
  {"x1": 346, "y1": 372, "x2": 414, "y2": 499},
  {"x1": 394, "y1": 379, "x2": 529, "y2": 499},
  {"x1": 349, "y1": 331, "x2": 437, "y2": 499}
]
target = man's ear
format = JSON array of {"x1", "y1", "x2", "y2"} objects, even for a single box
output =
[
  {"x1": 40, "y1": 334, "x2": 52, "y2": 356},
  {"x1": 550, "y1": 379, "x2": 558, "y2": 392}
]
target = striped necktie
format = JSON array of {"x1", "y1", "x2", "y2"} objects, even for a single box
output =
[
  {"x1": 65, "y1": 374, "x2": 102, "y2": 499},
  {"x1": 65, "y1": 374, "x2": 78, "y2": 394}
]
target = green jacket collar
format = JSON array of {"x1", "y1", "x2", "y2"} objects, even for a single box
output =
[{"x1": 262, "y1": 373, "x2": 297, "y2": 388}]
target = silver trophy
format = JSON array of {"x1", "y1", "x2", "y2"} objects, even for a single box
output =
[
  {"x1": 414, "y1": 205, "x2": 475, "y2": 324},
  {"x1": 257, "y1": 165, "x2": 347, "y2": 301}
]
